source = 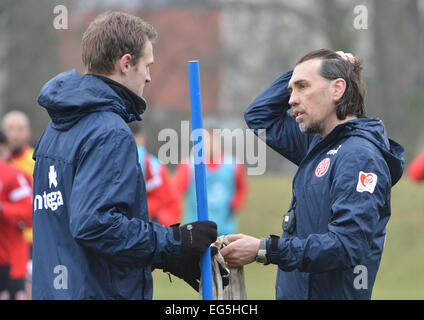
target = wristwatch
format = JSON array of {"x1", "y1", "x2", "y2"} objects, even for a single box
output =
[{"x1": 255, "y1": 238, "x2": 267, "y2": 265}]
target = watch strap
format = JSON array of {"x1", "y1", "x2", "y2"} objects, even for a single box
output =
[{"x1": 256, "y1": 238, "x2": 268, "y2": 264}]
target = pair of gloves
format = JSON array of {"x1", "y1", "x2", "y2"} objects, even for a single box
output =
[{"x1": 158, "y1": 221, "x2": 229, "y2": 292}]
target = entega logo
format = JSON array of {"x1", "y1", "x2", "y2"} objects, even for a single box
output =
[{"x1": 34, "y1": 165, "x2": 64, "y2": 212}]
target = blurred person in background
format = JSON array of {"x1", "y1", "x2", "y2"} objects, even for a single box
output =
[
  {"x1": 1, "y1": 111, "x2": 34, "y2": 299},
  {"x1": 0, "y1": 131, "x2": 33, "y2": 300},
  {"x1": 32, "y1": 11, "x2": 216, "y2": 299},
  {"x1": 2, "y1": 111, "x2": 35, "y2": 177},
  {"x1": 221, "y1": 49, "x2": 405, "y2": 300},
  {"x1": 174, "y1": 122, "x2": 248, "y2": 236},
  {"x1": 407, "y1": 149, "x2": 424, "y2": 182},
  {"x1": 128, "y1": 122, "x2": 180, "y2": 226}
]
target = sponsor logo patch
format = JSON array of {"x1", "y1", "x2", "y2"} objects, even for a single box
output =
[
  {"x1": 34, "y1": 165, "x2": 64, "y2": 212},
  {"x1": 315, "y1": 158, "x2": 331, "y2": 177},
  {"x1": 356, "y1": 171, "x2": 378, "y2": 193}
]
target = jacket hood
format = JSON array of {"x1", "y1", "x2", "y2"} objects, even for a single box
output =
[
  {"x1": 37, "y1": 70, "x2": 145, "y2": 130},
  {"x1": 339, "y1": 117, "x2": 405, "y2": 186}
]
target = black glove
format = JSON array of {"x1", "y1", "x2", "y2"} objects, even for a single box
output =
[
  {"x1": 158, "y1": 242, "x2": 228, "y2": 293},
  {"x1": 161, "y1": 253, "x2": 201, "y2": 292},
  {"x1": 171, "y1": 221, "x2": 217, "y2": 257}
]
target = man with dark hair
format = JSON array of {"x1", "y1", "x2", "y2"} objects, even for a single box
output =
[
  {"x1": 221, "y1": 49, "x2": 405, "y2": 299},
  {"x1": 33, "y1": 11, "x2": 217, "y2": 300},
  {"x1": 295, "y1": 49, "x2": 366, "y2": 121}
]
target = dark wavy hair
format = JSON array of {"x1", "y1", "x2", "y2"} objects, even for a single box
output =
[{"x1": 296, "y1": 48, "x2": 367, "y2": 120}]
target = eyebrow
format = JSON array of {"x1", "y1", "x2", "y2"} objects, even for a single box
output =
[{"x1": 287, "y1": 79, "x2": 307, "y2": 92}]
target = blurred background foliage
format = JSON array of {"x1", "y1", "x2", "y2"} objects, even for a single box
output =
[
  {"x1": 0, "y1": 0, "x2": 423, "y2": 169},
  {"x1": 1, "y1": 0, "x2": 423, "y2": 300}
]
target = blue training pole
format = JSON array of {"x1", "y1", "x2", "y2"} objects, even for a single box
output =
[{"x1": 188, "y1": 60, "x2": 214, "y2": 300}]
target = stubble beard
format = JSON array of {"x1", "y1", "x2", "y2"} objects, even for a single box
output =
[{"x1": 298, "y1": 119, "x2": 325, "y2": 135}]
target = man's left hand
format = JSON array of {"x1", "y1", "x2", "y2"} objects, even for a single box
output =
[
  {"x1": 161, "y1": 253, "x2": 201, "y2": 291},
  {"x1": 220, "y1": 234, "x2": 260, "y2": 268}
]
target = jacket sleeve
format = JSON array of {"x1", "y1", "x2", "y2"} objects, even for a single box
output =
[
  {"x1": 267, "y1": 145, "x2": 391, "y2": 273},
  {"x1": 68, "y1": 128, "x2": 181, "y2": 267},
  {"x1": 244, "y1": 70, "x2": 314, "y2": 165}
]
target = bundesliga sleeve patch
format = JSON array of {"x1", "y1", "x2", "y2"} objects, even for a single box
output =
[{"x1": 356, "y1": 171, "x2": 378, "y2": 193}]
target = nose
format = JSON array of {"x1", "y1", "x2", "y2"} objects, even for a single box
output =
[
  {"x1": 145, "y1": 67, "x2": 151, "y2": 83},
  {"x1": 288, "y1": 92, "x2": 299, "y2": 107}
]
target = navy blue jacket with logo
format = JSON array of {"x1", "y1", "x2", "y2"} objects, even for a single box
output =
[
  {"x1": 33, "y1": 70, "x2": 181, "y2": 299},
  {"x1": 245, "y1": 70, "x2": 405, "y2": 299}
]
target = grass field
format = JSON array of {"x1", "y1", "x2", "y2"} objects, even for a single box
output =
[{"x1": 152, "y1": 174, "x2": 424, "y2": 300}]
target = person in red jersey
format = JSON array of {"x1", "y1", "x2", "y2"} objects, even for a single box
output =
[
  {"x1": 128, "y1": 122, "x2": 181, "y2": 226},
  {"x1": 0, "y1": 131, "x2": 33, "y2": 300},
  {"x1": 2, "y1": 110, "x2": 35, "y2": 299},
  {"x1": 174, "y1": 126, "x2": 248, "y2": 236},
  {"x1": 407, "y1": 149, "x2": 424, "y2": 182}
]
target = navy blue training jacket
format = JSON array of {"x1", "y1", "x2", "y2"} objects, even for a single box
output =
[
  {"x1": 245, "y1": 70, "x2": 405, "y2": 300},
  {"x1": 32, "y1": 70, "x2": 181, "y2": 299}
]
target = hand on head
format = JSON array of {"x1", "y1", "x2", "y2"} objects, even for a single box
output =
[{"x1": 336, "y1": 51, "x2": 356, "y2": 64}]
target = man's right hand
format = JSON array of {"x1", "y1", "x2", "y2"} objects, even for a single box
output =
[
  {"x1": 220, "y1": 233, "x2": 260, "y2": 268},
  {"x1": 336, "y1": 51, "x2": 356, "y2": 64},
  {"x1": 172, "y1": 221, "x2": 217, "y2": 257}
]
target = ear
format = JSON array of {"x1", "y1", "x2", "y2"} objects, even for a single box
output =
[
  {"x1": 117, "y1": 54, "x2": 133, "y2": 74},
  {"x1": 331, "y1": 78, "x2": 346, "y2": 101}
]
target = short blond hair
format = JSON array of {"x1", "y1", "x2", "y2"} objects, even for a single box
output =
[{"x1": 82, "y1": 11, "x2": 157, "y2": 75}]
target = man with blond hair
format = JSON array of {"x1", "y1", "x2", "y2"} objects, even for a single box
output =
[{"x1": 33, "y1": 11, "x2": 216, "y2": 300}]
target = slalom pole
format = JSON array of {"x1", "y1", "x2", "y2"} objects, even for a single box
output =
[{"x1": 187, "y1": 60, "x2": 214, "y2": 300}]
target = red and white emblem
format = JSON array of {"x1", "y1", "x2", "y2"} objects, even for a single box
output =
[
  {"x1": 356, "y1": 171, "x2": 378, "y2": 193},
  {"x1": 315, "y1": 158, "x2": 331, "y2": 177}
]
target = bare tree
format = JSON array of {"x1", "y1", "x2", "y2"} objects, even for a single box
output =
[
  {"x1": 1, "y1": 0, "x2": 69, "y2": 145},
  {"x1": 370, "y1": 0, "x2": 424, "y2": 160}
]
